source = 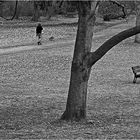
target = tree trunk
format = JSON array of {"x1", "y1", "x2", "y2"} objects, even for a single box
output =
[
  {"x1": 32, "y1": 2, "x2": 40, "y2": 21},
  {"x1": 61, "y1": 2, "x2": 97, "y2": 121},
  {"x1": 135, "y1": 2, "x2": 140, "y2": 43},
  {"x1": 15, "y1": 2, "x2": 20, "y2": 19},
  {"x1": 0, "y1": 5, "x2": 3, "y2": 17}
]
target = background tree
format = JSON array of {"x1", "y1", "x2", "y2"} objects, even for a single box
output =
[
  {"x1": 34, "y1": 1, "x2": 60, "y2": 20},
  {"x1": 60, "y1": 1, "x2": 140, "y2": 121},
  {"x1": 15, "y1": 0, "x2": 22, "y2": 19},
  {"x1": 98, "y1": 1, "x2": 136, "y2": 21},
  {"x1": 32, "y1": 1, "x2": 40, "y2": 21},
  {"x1": 44, "y1": 1, "x2": 59, "y2": 20},
  {"x1": 98, "y1": 1, "x2": 124, "y2": 21},
  {"x1": 119, "y1": 1, "x2": 135, "y2": 16},
  {"x1": 0, "y1": 0, "x2": 18, "y2": 20},
  {"x1": 0, "y1": 2, "x2": 3, "y2": 17}
]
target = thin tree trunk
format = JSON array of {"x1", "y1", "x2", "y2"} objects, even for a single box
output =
[
  {"x1": 0, "y1": 5, "x2": 3, "y2": 17},
  {"x1": 61, "y1": 2, "x2": 97, "y2": 121},
  {"x1": 32, "y1": 2, "x2": 40, "y2": 21},
  {"x1": 135, "y1": 2, "x2": 140, "y2": 43},
  {"x1": 15, "y1": 1, "x2": 20, "y2": 19}
]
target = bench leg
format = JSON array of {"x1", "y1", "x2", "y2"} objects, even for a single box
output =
[{"x1": 133, "y1": 76, "x2": 137, "y2": 83}]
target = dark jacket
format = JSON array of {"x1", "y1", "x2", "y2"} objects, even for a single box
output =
[{"x1": 36, "y1": 24, "x2": 43, "y2": 34}]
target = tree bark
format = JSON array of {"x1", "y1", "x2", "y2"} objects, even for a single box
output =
[
  {"x1": 61, "y1": 1, "x2": 98, "y2": 121},
  {"x1": 135, "y1": 2, "x2": 140, "y2": 43}
]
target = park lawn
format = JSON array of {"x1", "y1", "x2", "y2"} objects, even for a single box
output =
[
  {"x1": 1, "y1": 17, "x2": 140, "y2": 139},
  {"x1": 0, "y1": 15, "x2": 124, "y2": 49}
]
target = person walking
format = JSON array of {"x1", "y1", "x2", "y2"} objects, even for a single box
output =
[{"x1": 36, "y1": 23, "x2": 43, "y2": 45}]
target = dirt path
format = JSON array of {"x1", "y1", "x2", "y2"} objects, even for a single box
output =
[{"x1": 0, "y1": 40, "x2": 75, "y2": 55}]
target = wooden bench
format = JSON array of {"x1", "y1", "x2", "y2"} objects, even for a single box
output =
[{"x1": 132, "y1": 66, "x2": 140, "y2": 83}]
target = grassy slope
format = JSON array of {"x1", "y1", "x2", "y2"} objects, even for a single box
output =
[{"x1": 1, "y1": 17, "x2": 140, "y2": 139}]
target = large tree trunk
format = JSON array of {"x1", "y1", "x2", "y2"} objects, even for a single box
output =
[
  {"x1": 61, "y1": 2, "x2": 97, "y2": 121},
  {"x1": 135, "y1": 2, "x2": 140, "y2": 43}
]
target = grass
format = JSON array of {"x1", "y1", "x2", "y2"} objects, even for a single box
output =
[{"x1": 0, "y1": 16, "x2": 140, "y2": 139}]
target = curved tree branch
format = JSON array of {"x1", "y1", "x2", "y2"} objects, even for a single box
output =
[
  {"x1": 88, "y1": 25, "x2": 140, "y2": 67},
  {"x1": 0, "y1": 0, "x2": 18, "y2": 20}
]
